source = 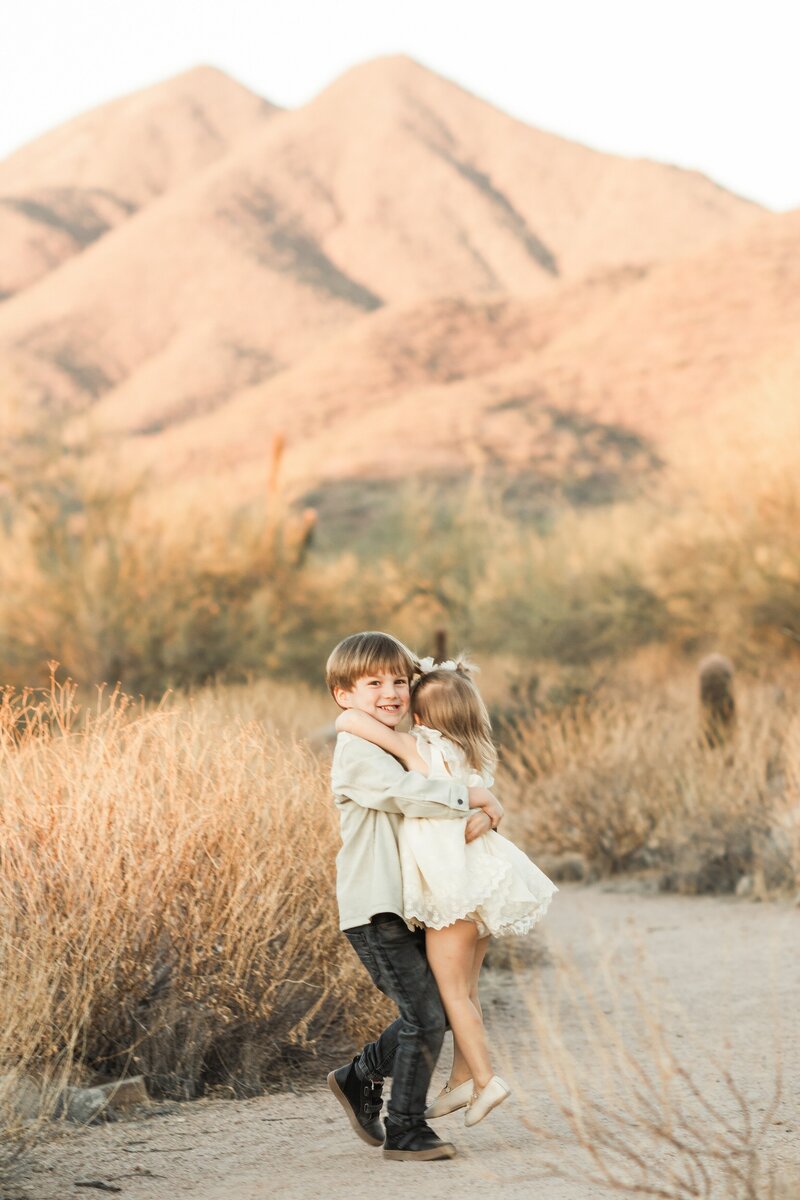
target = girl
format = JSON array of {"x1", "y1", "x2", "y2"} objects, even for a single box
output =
[{"x1": 335, "y1": 656, "x2": 557, "y2": 1127}]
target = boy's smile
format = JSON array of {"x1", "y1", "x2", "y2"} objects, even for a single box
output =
[{"x1": 335, "y1": 673, "x2": 411, "y2": 728}]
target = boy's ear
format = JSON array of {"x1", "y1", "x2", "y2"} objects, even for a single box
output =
[{"x1": 333, "y1": 686, "x2": 353, "y2": 709}]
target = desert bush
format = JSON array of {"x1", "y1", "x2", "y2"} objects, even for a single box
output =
[
  {"x1": 379, "y1": 459, "x2": 800, "y2": 670},
  {"x1": 0, "y1": 431, "x2": 711, "y2": 694},
  {"x1": 0, "y1": 433, "x2": 354, "y2": 692},
  {"x1": 651, "y1": 461, "x2": 800, "y2": 663},
  {"x1": 0, "y1": 673, "x2": 391, "y2": 1108},
  {"x1": 499, "y1": 673, "x2": 800, "y2": 891},
  {"x1": 3, "y1": 429, "x2": 800, "y2": 697}
]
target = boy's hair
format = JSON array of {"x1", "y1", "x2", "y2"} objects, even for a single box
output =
[
  {"x1": 410, "y1": 657, "x2": 497, "y2": 776},
  {"x1": 326, "y1": 631, "x2": 419, "y2": 697}
]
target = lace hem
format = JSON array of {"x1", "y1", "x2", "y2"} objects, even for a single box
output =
[
  {"x1": 403, "y1": 854, "x2": 511, "y2": 931},
  {"x1": 482, "y1": 891, "x2": 555, "y2": 939},
  {"x1": 403, "y1": 861, "x2": 556, "y2": 938},
  {"x1": 404, "y1": 890, "x2": 554, "y2": 938}
]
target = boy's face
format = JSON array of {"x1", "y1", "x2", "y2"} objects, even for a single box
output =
[{"x1": 335, "y1": 671, "x2": 411, "y2": 728}]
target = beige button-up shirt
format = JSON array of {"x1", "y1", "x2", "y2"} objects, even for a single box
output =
[{"x1": 331, "y1": 731, "x2": 470, "y2": 930}]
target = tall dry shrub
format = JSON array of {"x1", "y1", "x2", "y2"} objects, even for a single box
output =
[
  {"x1": 651, "y1": 459, "x2": 800, "y2": 662},
  {"x1": 355, "y1": 479, "x2": 670, "y2": 664},
  {"x1": 0, "y1": 674, "x2": 390, "y2": 1101},
  {"x1": 0, "y1": 432, "x2": 357, "y2": 692},
  {"x1": 500, "y1": 675, "x2": 799, "y2": 891}
]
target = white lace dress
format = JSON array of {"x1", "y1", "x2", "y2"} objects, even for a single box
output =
[{"x1": 398, "y1": 725, "x2": 557, "y2": 938}]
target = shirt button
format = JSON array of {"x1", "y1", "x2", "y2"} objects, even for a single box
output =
[{"x1": 457, "y1": 798, "x2": 463, "y2": 805}]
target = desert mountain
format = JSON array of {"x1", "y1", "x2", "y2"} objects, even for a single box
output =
[
  {"x1": 0, "y1": 55, "x2": 777, "y2": 516},
  {"x1": 109, "y1": 206, "x2": 799, "y2": 519},
  {"x1": 0, "y1": 66, "x2": 277, "y2": 299}
]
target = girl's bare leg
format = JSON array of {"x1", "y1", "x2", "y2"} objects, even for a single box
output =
[
  {"x1": 450, "y1": 934, "x2": 490, "y2": 1085},
  {"x1": 426, "y1": 922, "x2": 494, "y2": 1090}
]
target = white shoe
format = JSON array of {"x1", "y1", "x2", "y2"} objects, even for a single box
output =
[
  {"x1": 464, "y1": 1076, "x2": 511, "y2": 1127},
  {"x1": 424, "y1": 1078, "x2": 474, "y2": 1119}
]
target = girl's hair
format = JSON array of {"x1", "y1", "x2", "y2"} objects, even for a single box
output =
[{"x1": 410, "y1": 656, "x2": 497, "y2": 776}]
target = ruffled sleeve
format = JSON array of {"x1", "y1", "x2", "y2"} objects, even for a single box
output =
[
  {"x1": 468, "y1": 769, "x2": 494, "y2": 788},
  {"x1": 412, "y1": 725, "x2": 487, "y2": 786}
]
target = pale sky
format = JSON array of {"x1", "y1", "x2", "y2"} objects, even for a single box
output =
[{"x1": 3, "y1": 0, "x2": 799, "y2": 210}]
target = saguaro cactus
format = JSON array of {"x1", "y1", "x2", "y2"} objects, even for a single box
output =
[
  {"x1": 263, "y1": 434, "x2": 317, "y2": 569},
  {"x1": 434, "y1": 628, "x2": 449, "y2": 663},
  {"x1": 698, "y1": 653, "x2": 736, "y2": 748}
]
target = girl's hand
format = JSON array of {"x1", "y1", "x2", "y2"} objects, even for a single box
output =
[
  {"x1": 464, "y1": 809, "x2": 492, "y2": 842},
  {"x1": 467, "y1": 786, "x2": 503, "y2": 828}
]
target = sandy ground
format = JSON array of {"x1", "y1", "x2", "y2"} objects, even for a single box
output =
[{"x1": 15, "y1": 885, "x2": 799, "y2": 1200}]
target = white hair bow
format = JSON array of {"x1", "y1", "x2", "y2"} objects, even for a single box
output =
[{"x1": 418, "y1": 656, "x2": 457, "y2": 674}]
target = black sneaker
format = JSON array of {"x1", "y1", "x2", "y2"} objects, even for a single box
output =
[
  {"x1": 383, "y1": 1120, "x2": 457, "y2": 1161},
  {"x1": 327, "y1": 1056, "x2": 384, "y2": 1147}
]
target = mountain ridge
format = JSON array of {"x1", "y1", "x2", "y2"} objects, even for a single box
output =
[
  {"x1": 1, "y1": 55, "x2": 786, "y2": 523},
  {"x1": 0, "y1": 65, "x2": 278, "y2": 300}
]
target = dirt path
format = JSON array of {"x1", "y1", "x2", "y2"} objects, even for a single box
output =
[{"x1": 18, "y1": 886, "x2": 799, "y2": 1199}]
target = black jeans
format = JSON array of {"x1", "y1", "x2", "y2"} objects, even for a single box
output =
[{"x1": 344, "y1": 913, "x2": 446, "y2": 1131}]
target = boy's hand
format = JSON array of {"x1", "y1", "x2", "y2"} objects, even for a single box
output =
[
  {"x1": 467, "y1": 786, "x2": 504, "y2": 829},
  {"x1": 465, "y1": 809, "x2": 492, "y2": 842}
]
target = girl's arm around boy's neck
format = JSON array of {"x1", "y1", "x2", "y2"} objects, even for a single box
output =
[
  {"x1": 334, "y1": 710, "x2": 504, "y2": 829},
  {"x1": 335, "y1": 709, "x2": 429, "y2": 774}
]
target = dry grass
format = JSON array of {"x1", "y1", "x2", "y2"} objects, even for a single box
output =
[
  {"x1": 499, "y1": 669, "x2": 800, "y2": 893},
  {"x1": 0, "y1": 670, "x2": 390, "y2": 1143}
]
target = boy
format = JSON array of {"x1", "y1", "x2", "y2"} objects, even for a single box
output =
[{"x1": 325, "y1": 631, "x2": 503, "y2": 1161}]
